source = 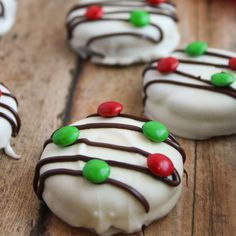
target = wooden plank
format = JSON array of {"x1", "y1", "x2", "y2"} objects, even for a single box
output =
[
  {"x1": 0, "y1": 0, "x2": 77, "y2": 235},
  {"x1": 0, "y1": 0, "x2": 235, "y2": 235},
  {"x1": 192, "y1": 1, "x2": 236, "y2": 235}
]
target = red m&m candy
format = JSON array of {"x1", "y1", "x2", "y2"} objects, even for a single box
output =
[
  {"x1": 229, "y1": 58, "x2": 236, "y2": 70},
  {"x1": 147, "y1": 0, "x2": 167, "y2": 4},
  {"x1": 97, "y1": 101, "x2": 123, "y2": 117},
  {"x1": 157, "y1": 57, "x2": 180, "y2": 73},
  {"x1": 86, "y1": 5, "x2": 104, "y2": 20},
  {"x1": 147, "y1": 153, "x2": 175, "y2": 177}
]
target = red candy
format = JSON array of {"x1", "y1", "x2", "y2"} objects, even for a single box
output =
[
  {"x1": 147, "y1": 153, "x2": 175, "y2": 177},
  {"x1": 0, "y1": 89, "x2": 2, "y2": 97},
  {"x1": 147, "y1": 0, "x2": 167, "y2": 4},
  {"x1": 229, "y1": 58, "x2": 236, "y2": 70},
  {"x1": 157, "y1": 57, "x2": 180, "y2": 73},
  {"x1": 86, "y1": 5, "x2": 103, "y2": 20},
  {"x1": 97, "y1": 101, "x2": 123, "y2": 117}
]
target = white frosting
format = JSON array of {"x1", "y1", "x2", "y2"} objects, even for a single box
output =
[
  {"x1": 67, "y1": 0, "x2": 180, "y2": 65},
  {"x1": 0, "y1": 83, "x2": 20, "y2": 159},
  {"x1": 143, "y1": 48, "x2": 236, "y2": 139},
  {"x1": 37, "y1": 116, "x2": 184, "y2": 236},
  {"x1": 0, "y1": 0, "x2": 17, "y2": 36}
]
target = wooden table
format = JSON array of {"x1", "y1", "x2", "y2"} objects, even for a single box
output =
[{"x1": 0, "y1": 0, "x2": 235, "y2": 235}]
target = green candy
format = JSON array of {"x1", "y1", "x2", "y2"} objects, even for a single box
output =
[
  {"x1": 142, "y1": 121, "x2": 169, "y2": 142},
  {"x1": 211, "y1": 72, "x2": 235, "y2": 87},
  {"x1": 83, "y1": 159, "x2": 110, "y2": 184},
  {"x1": 130, "y1": 10, "x2": 150, "y2": 27},
  {"x1": 52, "y1": 126, "x2": 80, "y2": 147},
  {"x1": 185, "y1": 41, "x2": 208, "y2": 57}
]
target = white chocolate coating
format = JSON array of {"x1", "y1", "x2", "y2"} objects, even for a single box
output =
[
  {"x1": 143, "y1": 48, "x2": 236, "y2": 139},
  {"x1": 36, "y1": 116, "x2": 184, "y2": 236},
  {"x1": 0, "y1": 83, "x2": 20, "y2": 159},
  {"x1": 67, "y1": 0, "x2": 180, "y2": 65},
  {"x1": 0, "y1": 0, "x2": 17, "y2": 36}
]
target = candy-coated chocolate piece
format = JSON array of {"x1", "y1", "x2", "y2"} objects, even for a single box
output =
[
  {"x1": 211, "y1": 72, "x2": 235, "y2": 87},
  {"x1": 148, "y1": 0, "x2": 167, "y2": 4},
  {"x1": 142, "y1": 121, "x2": 169, "y2": 142},
  {"x1": 229, "y1": 58, "x2": 236, "y2": 70},
  {"x1": 185, "y1": 41, "x2": 208, "y2": 57},
  {"x1": 147, "y1": 153, "x2": 174, "y2": 177},
  {"x1": 52, "y1": 126, "x2": 80, "y2": 147},
  {"x1": 86, "y1": 5, "x2": 104, "y2": 20},
  {"x1": 130, "y1": 10, "x2": 150, "y2": 27},
  {"x1": 83, "y1": 159, "x2": 111, "y2": 184},
  {"x1": 157, "y1": 57, "x2": 180, "y2": 73},
  {"x1": 97, "y1": 101, "x2": 123, "y2": 117}
]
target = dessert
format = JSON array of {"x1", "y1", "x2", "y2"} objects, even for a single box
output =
[
  {"x1": 66, "y1": 0, "x2": 180, "y2": 65},
  {"x1": 0, "y1": 0, "x2": 18, "y2": 36},
  {"x1": 0, "y1": 82, "x2": 21, "y2": 159},
  {"x1": 143, "y1": 41, "x2": 236, "y2": 139},
  {"x1": 33, "y1": 101, "x2": 185, "y2": 236}
]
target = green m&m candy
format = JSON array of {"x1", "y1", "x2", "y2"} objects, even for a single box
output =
[
  {"x1": 130, "y1": 10, "x2": 150, "y2": 27},
  {"x1": 52, "y1": 126, "x2": 80, "y2": 147},
  {"x1": 211, "y1": 72, "x2": 235, "y2": 87},
  {"x1": 142, "y1": 121, "x2": 169, "y2": 142},
  {"x1": 185, "y1": 41, "x2": 208, "y2": 57},
  {"x1": 83, "y1": 159, "x2": 110, "y2": 184}
]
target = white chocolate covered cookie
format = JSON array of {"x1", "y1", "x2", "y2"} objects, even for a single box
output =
[
  {"x1": 0, "y1": 83, "x2": 21, "y2": 159},
  {"x1": 143, "y1": 41, "x2": 236, "y2": 139},
  {"x1": 66, "y1": 0, "x2": 180, "y2": 65},
  {"x1": 33, "y1": 102, "x2": 185, "y2": 236},
  {"x1": 0, "y1": 0, "x2": 17, "y2": 36}
]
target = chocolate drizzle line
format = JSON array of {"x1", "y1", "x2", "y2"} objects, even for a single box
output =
[
  {"x1": 0, "y1": 84, "x2": 20, "y2": 137},
  {"x1": 0, "y1": 103, "x2": 21, "y2": 134},
  {"x1": 0, "y1": 112, "x2": 17, "y2": 137},
  {"x1": 174, "y1": 49, "x2": 232, "y2": 59},
  {"x1": 143, "y1": 59, "x2": 236, "y2": 103},
  {"x1": 36, "y1": 168, "x2": 150, "y2": 213},
  {"x1": 0, "y1": 1, "x2": 4, "y2": 17},
  {"x1": 33, "y1": 154, "x2": 180, "y2": 192},
  {"x1": 67, "y1": 18, "x2": 163, "y2": 46},
  {"x1": 43, "y1": 119, "x2": 186, "y2": 162}
]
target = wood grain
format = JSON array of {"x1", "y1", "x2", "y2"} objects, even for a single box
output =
[{"x1": 0, "y1": 0, "x2": 235, "y2": 235}]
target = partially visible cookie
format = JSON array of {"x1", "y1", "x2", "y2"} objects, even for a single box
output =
[
  {"x1": 143, "y1": 41, "x2": 236, "y2": 139},
  {"x1": 0, "y1": 83, "x2": 21, "y2": 159},
  {"x1": 33, "y1": 101, "x2": 185, "y2": 236},
  {"x1": 0, "y1": 0, "x2": 18, "y2": 36},
  {"x1": 66, "y1": 0, "x2": 180, "y2": 65}
]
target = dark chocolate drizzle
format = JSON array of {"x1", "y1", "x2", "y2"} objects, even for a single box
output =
[
  {"x1": 0, "y1": 1, "x2": 4, "y2": 17},
  {"x1": 35, "y1": 114, "x2": 185, "y2": 213},
  {"x1": 33, "y1": 154, "x2": 181, "y2": 210},
  {"x1": 174, "y1": 49, "x2": 232, "y2": 59},
  {"x1": 0, "y1": 83, "x2": 20, "y2": 137},
  {"x1": 0, "y1": 103, "x2": 21, "y2": 134},
  {"x1": 36, "y1": 168, "x2": 150, "y2": 213},
  {"x1": 43, "y1": 117, "x2": 186, "y2": 162},
  {"x1": 143, "y1": 56, "x2": 236, "y2": 104},
  {"x1": 66, "y1": 0, "x2": 176, "y2": 58}
]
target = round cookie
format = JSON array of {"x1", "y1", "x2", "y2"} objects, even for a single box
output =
[
  {"x1": 0, "y1": 83, "x2": 21, "y2": 159},
  {"x1": 66, "y1": 0, "x2": 180, "y2": 65},
  {"x1": 143, "y1": 41, "x2": 236, "y2": 139},
  {"x1": 0, "y1": 0, "x2": 17, "y2": 36},
  {"x1": 33, "y1": 101, "x2": 185, "y2": 236}
]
